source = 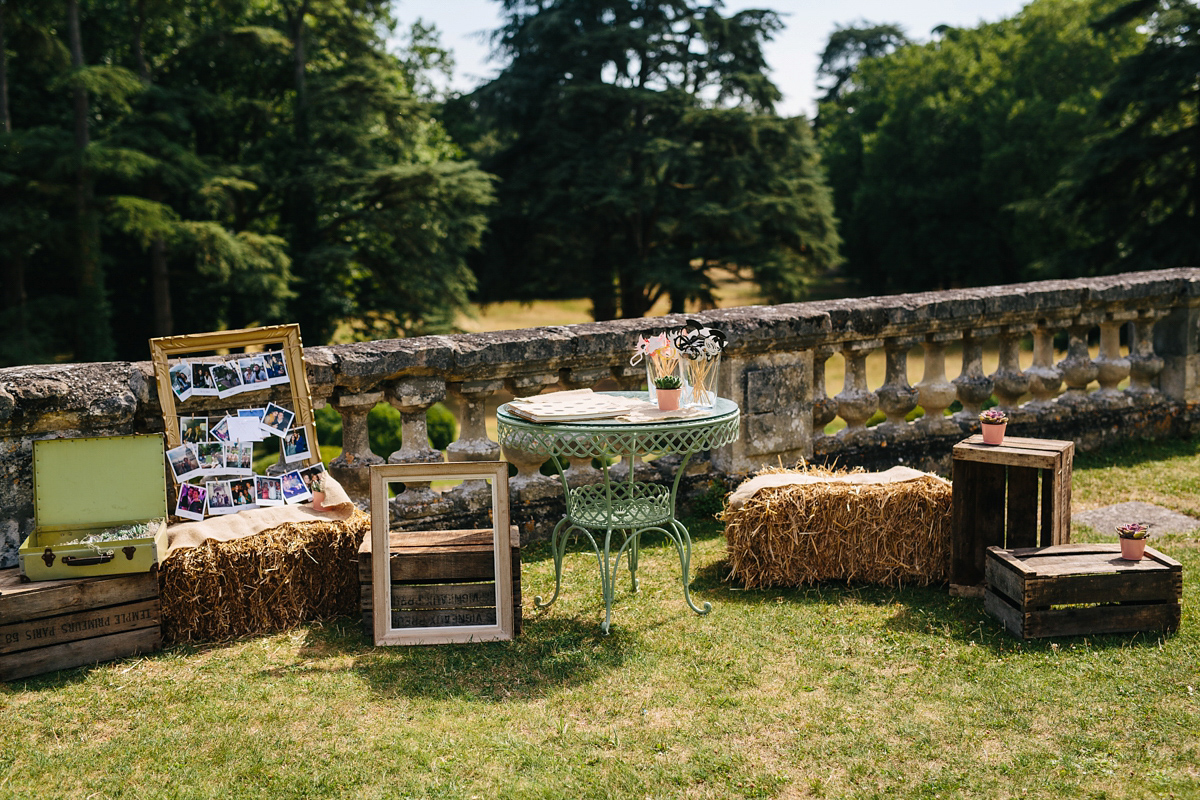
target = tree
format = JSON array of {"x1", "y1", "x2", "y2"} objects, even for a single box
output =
[
  {"x1": 818, "y1": 0, "x2": 1144, "y2": 294},
  {"x1": 815, "y1": 21, "x2": 909, "y2": 108},
  {"x1": 464, "y1": 0, "x2": 841, "y2": 320},
  {"x1": 1047, "y1": 0, "x2": 1200, "y2": 275}
]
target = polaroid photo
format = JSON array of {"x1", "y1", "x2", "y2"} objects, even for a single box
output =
[
  {"x1": 175, "y1": 482, "x2": 207, "y2": 522},
  {"x1": 223, "y1": 442, "x2": 254, "y2": 476},
  {"x1": 170, "y1": 363, "x2": 193, "y2": 402},
  {"x1": 238, "y1": 355, "x2": 270, "y2": 391},
  {"x1": 260, "y1": 402, "x2": 295, "y2": 438},
  {"x1": 209, "y1": 415, "x2": 231, "y2": 443},
  {"x1": 190, "y1": 362, "x2": 219, "y2": 397},
  {"x1": 180, "y1": 416, "x2": 209, "y2": 445},
  {"x1": 255, "y1": 475, "x2": 284, "y2": 506},
  {"x1": 281, "y1": 426, "x2": 312, "y2": 463},
  {"x1": 225, "y1": 415, "x2": 263, "y2": 443},
  {"x1": 167, "y1": 443, "x2": 203, "y2": 482},
  {"x1": 237, "y1": 408, "x2": 269, "y2": 441},
  {"x1": 211, "y1": 362, "x2": 244, "y2": 399},
  {"x1": 205, "y1": 480, "x2": 236, "y2": 515},
  {"x1": 229, "y1": 477, "x2": 258, "y2": 512},
  {"x1": 262, "y1": 351, "x2": 289, "y2": 386},
  {"x1": 195, "y1": 442, "x2": 225, "y2": 475},
  {"x1": 281, "y1": 470, "x2": 312, "y2": 504},
  {"x1": 299, "y1": 462, "x2": 327, "y2": 494}
]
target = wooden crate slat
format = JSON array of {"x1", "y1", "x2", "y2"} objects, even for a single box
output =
[
  {"x1": 952, "y1": 443, "x2": 1062, "y2": 469},
  {"x1": 0, "y1": 599, "x2": 159, "y2": 656},
  {"x1": 983, "y1": 556, "x2": 1030, "y2": 608},
  {"x1": 1005, "y1": 466, "x2": 1040, "y2": 549},
  {"x1": 1026, "y1": 573, "x2": 1179, "y2": 606},
  {"x1": 389, "y1": 608, "x2": 498, "y2": 628},
  {"x1": 0, "y1": 571, "x2": 158, "y2": 626},
  {"x1": 0, "y1": 627, "x2": 161, "y2": 683},
  {"x1": 983, "y1": 589, "x2": 1026, "y2": 639},
  {"x1": 1052, "y1": 447, "x2": 1073, "y2": 545},
  {"x1": 362, "y1": 580, "x2": 522, "y2": 611},
  {"x1": 1024, "y1": 603, "x2": 1181, "y2": 639},
  {"x1": 975, "y1": 465, "x2": 1008, "y2": 575},
  {"x1": 951, "y1": 460, "x2": 980, "y2": 586}
]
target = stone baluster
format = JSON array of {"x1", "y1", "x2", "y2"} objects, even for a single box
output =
[
  {"x1": 1056, "y1": 323, "x2": 1100, "y2": 406},
  {"x1": 915, "y1": 333, "x2": 959, "y2": 433},
  {"x1": 384, "y1": 378, "x2": 447, "y2": 510},
  {"x1": 835, "y1": 340, "x2": 880, "y2": 436},
  {"x1": 953, "y1": 329, "x2": 995, "y2": 421},
  {"x1": 1093, "y1": 313, "x2": 1133, "y2": 406},
  {"x1": 811, "y1": 345, "x2": 838, "y2": 437},
  {"x1": 501, "y1": 374, "x2": 562, "y2": 500},
  {"x1": 445, "y1": 380, "x2": 502, "y2": 464},
  {"x1": 990, "y1": 327, "x2": 1030, "y2": 411},
  {"x1": 1127, "y1": 311, "x2": 1165, "y2": 401},
  {"x1": 1025, "y1": 324, "x2": 1063, "y2": 406},
  {"x1": 327, "y1": 390, "x2": 385, "y2": 501},
  {"x1": 875, "y1": 337, "x2": 919, "y2": 431}
]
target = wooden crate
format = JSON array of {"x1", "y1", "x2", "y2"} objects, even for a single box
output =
[
  {"x1": 951, "y1": 435, "x2": 1074, "y2": 594},
  {"x1": 359, "y1": 528, "x2": 521, "y2": 636},
  {"x1": 0, "y1": 567, "x2": 161, "y2": 682},
  {"x1": 984, "y1": 543, "x2": 1182, "y2": 639}
]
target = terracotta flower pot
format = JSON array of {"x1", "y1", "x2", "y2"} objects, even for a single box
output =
[
  {"x1": 311, "y1": 490, "x2": 327, "y2": 512},
  {"x1": 657, "y1": 388, "x2": 682, "y2": 411},
  {"x1": 981, "y1": 421, "x2": 1007, "y2": 445},
  {"x1": 1119, "y1": 536, "x2": 1147, "y2": 561}
]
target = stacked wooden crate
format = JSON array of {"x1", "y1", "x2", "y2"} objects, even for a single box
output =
[
  {"x1": 360, "y1": 528, "x2": 521, "y2": 636},
  {"x1": 0, "y1": 568, "x2": 161, "y2": 682}
]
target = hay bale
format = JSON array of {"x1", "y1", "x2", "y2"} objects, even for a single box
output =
[
  {"x1": 159, "y1": 510, "x2": 370, "y2": 644},
  {"x1": 721, "y1": 466, "x2": 952, "y2": 589}
]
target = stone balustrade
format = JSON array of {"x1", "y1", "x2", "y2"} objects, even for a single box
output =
[{"x1": 3, "y1": 269, "x2": 1200, "y2": 568}]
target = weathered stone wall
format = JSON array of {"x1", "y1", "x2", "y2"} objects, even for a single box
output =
[{"x1": 2, "y1": 268, "x2": 1199, "y2": 568}]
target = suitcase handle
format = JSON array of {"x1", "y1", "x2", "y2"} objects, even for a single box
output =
[{"x1": 62, "y1": 552, "x2": 115, "y2": 567}]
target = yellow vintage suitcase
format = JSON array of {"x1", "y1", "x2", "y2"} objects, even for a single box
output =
[{"x1": 19, "y1": 434, "x2": 169, "y2": 581}]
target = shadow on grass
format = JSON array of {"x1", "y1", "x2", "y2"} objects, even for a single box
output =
[
  {"x1": 690, "y1": 554, "x2": 1179, "y2": 655},
  {"x1": 284, "y1": 613, "x2": 638, "y2": 702}
]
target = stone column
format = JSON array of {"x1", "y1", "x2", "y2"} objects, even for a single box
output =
[
  {"x1": 835, "y1": 340, "x2": 880, "y2": 436},
  {"x1": 445, "y1": 379, "x2": 502, "y2": 463},
  {"x1": 385, "y1": 377, "x2": 447, "y2": 511},
  {"x1": 953, "y1": 329, "x2": 995, "y2": 421},
  {"x1": 875, "y1": 337, "x2": 919, "y2": 431},
  {"x1": 811, "y1": 345, "x2": 838, "y2": 438},
  {"x1": 1093, "y1": 314, "x2": 1132, "y2": 406},
  {"x1": 1057, "y1": 323, "x2": 1100, "y2": 406},
  {"x1": 327, "y1": 390, "x2": 385, "y2": 501},
  {"x1": 1128, "y1": 311, "x2": 1165, "y2": 401},
  {"x1": 1025, "y1": 324, "x2": 1063, "y2": 406},
  {"x1": 501, "y1": 373, "x2": 562, "y2": 501},
  {"x1": 915, "y1": 333, "x2": 959, "y2": 434},
  {"x1": 1152, "y1": 300, "x2": 1200, "y2": 402},
  {"x1": 990, "y1": 327, "x2": 1030, "y2": 411}
]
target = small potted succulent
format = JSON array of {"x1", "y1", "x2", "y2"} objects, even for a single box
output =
[
  {"x1": 979, "y1": 408, "x2": 1009, "y2": 445},
  {"x1": 654, "y1": 374, "x2": 683, "y2": 411},
  {"x1": 1116, "y1": 522, "x2": 1150, "y2": 561}
]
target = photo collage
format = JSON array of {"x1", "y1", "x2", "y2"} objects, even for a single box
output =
[{"x1": 167, "y1": 353, "x2": 326, "y2": 520}]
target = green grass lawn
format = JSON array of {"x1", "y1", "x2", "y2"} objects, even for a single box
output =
[{"x1": 2, "y1": 440, "x2": 1198, "y2": 799}]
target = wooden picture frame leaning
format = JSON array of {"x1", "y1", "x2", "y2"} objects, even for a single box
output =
[
  {"x1": 369, "y1": 462, "x2": 514, "y2": 646},
  {"x1": 148, "y1": 323, "x2": 318, "y2": 463}
]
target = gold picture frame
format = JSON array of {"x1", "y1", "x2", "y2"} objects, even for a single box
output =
[
  {"x1": 148, "y1": 323, "x2": 318, "y2": 464},
  {"x1": 369, "y1": 462, "x2": 514, "y2": 646}
]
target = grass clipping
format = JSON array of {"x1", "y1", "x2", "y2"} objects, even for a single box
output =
[
  {"x1": 721, "y1": 465, "x2": 951, "y2": 589},
  {"x1": 159, "y1": 510, "x2": 369, "y2": 644}
]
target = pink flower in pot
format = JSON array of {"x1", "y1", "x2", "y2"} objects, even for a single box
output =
[
  {"x1": 1116, "y1": 522, "x2": 1150, "y2": 561},
  {"x1": 979, "y1": 408, "x2": 1009, "y2": 445}
]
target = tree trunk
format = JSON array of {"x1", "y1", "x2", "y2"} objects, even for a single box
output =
[{"x1": 67, "y1": 0, "x2": 113, "y2": 361}]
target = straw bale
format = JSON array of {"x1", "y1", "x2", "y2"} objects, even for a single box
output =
[
  {"x1": 159, "y1": 510, "x2": 369, "y2": 644},
  {"x1": 721, "y1": 465, "x2": 951, "y2": 588}
]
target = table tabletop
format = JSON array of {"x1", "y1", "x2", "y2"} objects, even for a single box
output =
[{"x1": 496, "y1": 391, "x2": 740, "y2": 458}]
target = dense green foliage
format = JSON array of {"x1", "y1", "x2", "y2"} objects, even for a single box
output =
[
  {"x1": 1046, "y1": 0, "x2": 1200, "y2": 276},
  {"x1": 818, "y1": 0, "x2": 1147, "y2": 292},
  {"x1": 455, "y1": 0, "x2": 842, "y2": 320},
  {"x1": 0, "y1": 0, "x2": 493, "y2": 365}
]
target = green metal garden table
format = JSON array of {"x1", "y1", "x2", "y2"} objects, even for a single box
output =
[{"x1": 496, "y1": 392, "x2": 740, "y2": 632}]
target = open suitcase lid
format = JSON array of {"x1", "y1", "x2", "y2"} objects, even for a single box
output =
[{"x1": 33, "y1": 434, "x2": 168, "y2": 531}]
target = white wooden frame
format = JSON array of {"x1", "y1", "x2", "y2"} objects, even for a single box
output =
[{"x1": 369, "y1": 461, "x2": 514, "y2": 646}]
